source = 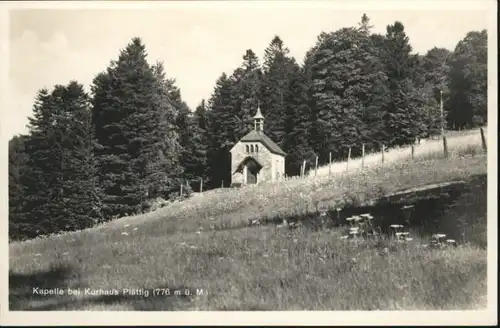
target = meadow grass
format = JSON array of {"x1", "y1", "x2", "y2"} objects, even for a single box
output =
[
  {"x1": 9, "y1": 226, "x2": 487, "y2": 311},
  {"x1": 9, "y1": 129, "x2": 488, "y2": 311}
]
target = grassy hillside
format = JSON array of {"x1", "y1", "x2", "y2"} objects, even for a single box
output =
[
  {"x1": 9, "y1": 130, "x2": 489, "y2": 311},
  {"x1": 310, "y1": 127, "x2": 487, "y2": 177}
]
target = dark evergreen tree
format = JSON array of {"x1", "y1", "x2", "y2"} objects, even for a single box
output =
[
  {"x1": 91, "y1": 69, "x2": 130, "y2": 217},
  {"x1": 175, "y1": 104, "x2": 197, "y2": 183},
  {"x1": 309, "y1": 19, "x2": 390, "y2": 161},
  {"x1": 310, "y1": 28, "x2": 365, "y2": 160},
  {"x1": 447, "y1": 30, "x2": 487, "y2": 128},
  {"x1": 150, "y1": 62, "x2": 184, "y2": 199},
  {"x1": 261, "y1": 36, "x2": 291, "y2": 144},
  {"x1": 18, "y1": 82, "x2": 102, "y2": 238},
  {"x1": 8, "y1": 134, "x2": 29, "y2": 240},
  {"x1": 187, "y1": 100, "x2": 210, "y2": 190},
  {"x1": 381, "y1": 21, "x2": 427, "y2": 147},
  {"x1": 282, "y1": 62, "x2": 315, "y2": 176},
  {"x1": 172, "y1": 99, "x2": 210, "y2": 191},
  {"x1": 22, "y1": 88, "x2": 59, "y2": 238},
  {"x1": 58, "y1": 82, "x2": 104, "y2": 229},
  {"x1": 206, "y1": 73, "x2": 236, "y2": 188},
  {"x1": 194, "y1": 99, "x2": 209, "y2": 132},
  {"x1": 302, "y1": 36, "x2": 326, "y2": 165},
  {"x1": 357, "y1": 14, "x2": 391, "y2": 152},
  {"x1": 154, "y1": 63, "x2": 210, "y2": 193},
  {"x1": 258, "y1": 36, "x2": 314, "y2": 175},
  {"x1": 229, "y1": 49, "x2": 263, "y2": 138},
  {"x1": 92, "y1": 37, "x2": 178, "y2": 217}
]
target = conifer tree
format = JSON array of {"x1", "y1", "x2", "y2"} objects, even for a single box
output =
[
  {"x1": 19, "y1": 82, "x2": 103, "y2": 237},
  {"x1": 282, "y1": 62, "x2": 315, "y2": 176},
  {"x1": 302, "y1": 37, "x2": 325, "y2": 163},
  {"x1": 8, "y1": 134, "x2": 29, "y2": 240},
  {"x1": 447, "y1": 30, "x2": 487, "y2": 128},
  {"x1": 181, "y1": 100, "x2": 210, "y2": 190},
  {"x1": 311, "y1": 28, "x2": 364, "y2": 160},
  {"x1": 150, "y1": 62, "x2": 184, "y2": 198},
  {"x1": 309, "y1": 21, "x2": 389, "y2": 161},
  {"x1": 206, "y1": 73, "x2": 235, "y2": 188},
  {"x1": 22, "y1": 88, "x2": 59, "y2": 237},
  {"x1": 381, "y1": 21, "x2": 426, "y2": 147},
  {"x1": 162, "y1": 68, "x2": 194, "y2": 183},
  {"x1": 357, "y1": 14, "x2": 391, "y2": 152},
  {"x1": 229, "y1": 49, "x2": 263, "y2": 138},
  {"x1": 176, "y1": 104, "x2": 196, "y2": 181},
  {"x1": 92, "y1": 37, "x2": 178, "y2": 216},
  {"x1": 58, "y1": 81, "x2": 103, "y2": 228},
  {"x1": 165, "y1": 76, "x2": 191, "y2": 192},
  {"x1": 261, "y1": 36, "x2": 292, "y2": 144},
  {"x1": 91, "y1": 68, "x2": 130, "y2": 217}
]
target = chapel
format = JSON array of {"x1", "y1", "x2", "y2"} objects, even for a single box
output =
[{"x1": 230, "y1": 104, "x2": 286, "y2": 186}]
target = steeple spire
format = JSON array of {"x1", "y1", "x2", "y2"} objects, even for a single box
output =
[{"x1": 253, "y1": 101, "x2": 264, "y2": 131}]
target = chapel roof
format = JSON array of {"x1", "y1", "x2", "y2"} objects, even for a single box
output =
[{"x1": 239, "y1": 130, "x2": 286, "y2": 156}]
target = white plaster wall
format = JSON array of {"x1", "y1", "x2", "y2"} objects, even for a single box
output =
[{"x1": 271, "y1": 153, "x2": 286, "y2": 181}]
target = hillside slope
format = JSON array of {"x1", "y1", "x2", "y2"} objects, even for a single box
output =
[
  {"x1": 309, "y1": 127, "x2": 487, "y2": 177},
  {"x1": 9, "y1": 149, "x2": 488, "y2": 310}
]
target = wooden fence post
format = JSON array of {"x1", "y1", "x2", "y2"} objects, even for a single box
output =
[
  {"x1": 411, "y1": 144, "x2": 415, "y2": 159},
  {"x1": 381, "y1": 145, "x2": 385, "y2": 164},
  {"x1": 315, "y1": 155, "x2": 318, "y2": 176},
  {"x1": 346, "y1": 147, "x2": 351, "y2": 171},
  {"x1": 361, "y1": 144, "x2": 365, "y2": 168},
  {"x1": 200, "y1": 179, "x2": 203, "y2": 193},
  {"x1": 328, "y1": 152, "x2": 332, "y2": 176},
  {"x1": 221, "y1": 180, "x2": 224, "y2": 188},
  {"x1": 443, "y1": 136, "x2": 449, "y2": 158},
  {"x1": 480, "y1": 127, "x2": 487, "y2": 152},
  {"x1": 180, "y1": 183, "x2": 183, "y2": 197}
]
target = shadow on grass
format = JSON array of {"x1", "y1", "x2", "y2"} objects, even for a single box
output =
[
  {"x1": 9, "y1": 264, "x2": 197, "y2": 311},
  {"x1": 182, "y1": 173, "x2": 487, "y2": 247},
  {"x1": 259, "y1": 174, "x2": 487, "y2": 246}
]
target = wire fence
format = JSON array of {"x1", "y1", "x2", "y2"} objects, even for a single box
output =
[{"x1": 179, "y1": 127, "x2": 487, "y2": 197}]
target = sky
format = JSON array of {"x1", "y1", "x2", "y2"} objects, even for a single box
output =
[{"x1": 2, "y1": 1, "x2": 493, "y2": 139}]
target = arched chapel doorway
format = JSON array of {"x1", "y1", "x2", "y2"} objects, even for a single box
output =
[
  {"x1": 245, "y1": 157, "x2": 261, "y2": 184},
  {"x1": 234, "y1": 156, "x2": 260, "y2": 185}
]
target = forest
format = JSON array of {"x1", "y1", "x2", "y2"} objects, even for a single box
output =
[{"x1": 8, "y1": 15, "x2": 488, "y2": 240}]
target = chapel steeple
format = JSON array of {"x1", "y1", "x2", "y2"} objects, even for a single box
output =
[{"x1": 253, "y1": 101, "x2": 264, "y2": 132}]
